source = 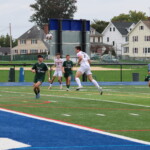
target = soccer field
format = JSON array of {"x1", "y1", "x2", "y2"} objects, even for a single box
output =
[{"x1": 0, "y1": 85, "x2": 150, "y2": 147}]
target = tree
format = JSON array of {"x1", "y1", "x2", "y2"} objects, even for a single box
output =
[
  {"x1": 0, "y1": 34, "x2": 17, "y2": 47},
  {"x1": 30, "y1": 0, "x2": 77, "y2": 27},
  {"x1": 111, "y1": 10, "x2": 148, "y2": 22},
  {"x1": 91, "y1": 20, "x2": 109, "y2": 33}
]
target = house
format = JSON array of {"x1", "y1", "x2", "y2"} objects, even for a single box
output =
[
  {"x1": 12, "y1": 26, "x2": 49, "y2": 55},
  {"x1": 102, "y1": 22, "x2": 136, "y2": 56},
  {"x1": 123, "y1": 20, "x2": 150, "y2": 58},
  {"x1": 0, "y1": 47, "x2": 10, "y2": 55},
  {"x1": 90, "y1": 27, "x2": 114, "y2": 55},
  {"x1": 90, "y1": 27, "x2": 103, "y2": 43}
]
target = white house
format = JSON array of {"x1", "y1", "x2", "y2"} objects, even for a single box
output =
[
  {"x1": 123, "y1": 20, "x2": 150, "y2": 58},
  {"x1": 102, "y1": 22, "x2": 135, "y2": 56}
]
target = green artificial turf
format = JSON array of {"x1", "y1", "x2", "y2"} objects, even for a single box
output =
[{"x1": 0, "y1": 85, "x2": 150, "y2": 142}]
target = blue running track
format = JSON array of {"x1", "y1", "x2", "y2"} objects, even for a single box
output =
[
  {"x1": 0, "y1": 81, "x2": 148, "y2": 87},
  {"x1": 0, "y1": 108, "x2": 150, "y2": 150}
]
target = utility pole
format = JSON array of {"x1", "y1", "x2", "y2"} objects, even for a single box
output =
[{"x1": 9, "y1": 23, "x2": 13, "y2": 61}]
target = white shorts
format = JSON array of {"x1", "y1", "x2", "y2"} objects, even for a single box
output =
[
  {"x1": 53, "y1": 70, "x2": 63, "y2": 77},
  {"x1": 77, "y1": 66, "x2": 92, "y2": 75}
]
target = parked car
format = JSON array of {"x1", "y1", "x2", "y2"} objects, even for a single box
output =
[{"x1": 101, "y1": 54, "x2": 119, "y2": 63}]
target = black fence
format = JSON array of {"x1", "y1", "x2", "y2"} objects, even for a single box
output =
[{"x1": 0, "y1": 63, "x2": 148, "y2": 82}]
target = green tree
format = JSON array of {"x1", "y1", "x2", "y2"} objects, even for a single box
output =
[
  {"x1": 0, "y1": 34, "x2": 17, "y2": 47},
  {"x1": 91, "y1": 20, "x2": 109, "y2": 33},
  {"x1": 111, "y1": 10, "x2": 148, "y2": 22},
  {"x1": 30, "y1": 0, "x2": 77, "y2": 27}
]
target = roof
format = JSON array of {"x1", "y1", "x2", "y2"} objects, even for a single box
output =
[
  {"x1": 90, "y1": 27, "x2": 102, "y2": 36},
  {"x1": 112, "y1": 22, "x2": 135, "y2": 35},
  {"x1": 18, "y1": 26, "x2": 46, "y2": 40},
  {"x1": 0, "y1": 47, "x2": 10, "y2": 53},
  {"x1": 127, "y1": 20, "x2": 150, "y2": 36},
  {"x1": 143, "y1": 20, "x2": 150, "y2": 29}
]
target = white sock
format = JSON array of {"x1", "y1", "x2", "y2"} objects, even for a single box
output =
[
  {"x1": 92, "y1": 79, "x2": 100, "y2": 89},
  {"x1": 75, "y1": 78, "x2": 82, "y2": 87},
  {"x1": 49, "y1": 83, "x2": 52, "y2": 87}
]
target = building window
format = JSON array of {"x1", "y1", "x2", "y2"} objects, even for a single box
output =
[
  {"x1": 31, "y1": 39, "x2": 37, "y2": 44},
  {"x1": 133, "y1": 36, "x2": 138, "y2": 42},
  {"x1": 143, "y1": 48, "x2": 150, "y2": 53},
  {"x1": 110, "y1": 28, "x2": 112, "y2": 31},
  {"x1": 40, "y1": 49, "x2": 44, "y2": 53},
  {"x1": 14, "y1": 50, "x2": 18, "y2": 54},
  {"x1": 91, "y1": 30, "x2": 94, "y2": 35},
  {"x1": 20, "y1": 40, "x2": 26, "y2": 44},
  {"x1": 144, "y1": 36, "x2": 150, "y2": 41},
  {"x1": 20, "y1": 49, "x2": 28, "y2": 54},
  {"x1": 113, "y1": 27, "x2": 115, "y2": 31},
  {"x1": 30, "y1": 49, "x2": 38, "y2": 53},
  {"x1": 125, "y1": 37, "x2": 129, "y2": 42},
  {"x1": 133, "y1": 48, "x2": 138, "y2": 53},
  {"x1": 124, "y1": 47, "x2": 129, "y2": 53},
  {"x1": 139, "y1": 26, "x2": 144, "y2": 30},
  {"x1": 107, "y1": 37, "x2": 109, "y2": 42},
  {"x1": 113, "y1": 41, "x2": 115, "y2": 46}
]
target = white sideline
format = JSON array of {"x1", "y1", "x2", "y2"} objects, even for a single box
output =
[
  {"x1": 2, "y1": 90, "x2": 150, "y2": 108},
  {"x1": 0, "y1": 108, "x2": 150, "y2": 146},
  {"x1": 0, "y1": 138, "x2": 31, "y2": 150}
]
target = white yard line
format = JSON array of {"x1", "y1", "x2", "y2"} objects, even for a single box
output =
[
  {"x1": 96, "y1": 114, "x2": 106, "y2": 117},
  {"x1": 129, "y1": 113, "x2": 139, "y2": 116},
  {"x1": 2, "y1": 90, "x2": 150, "y2": 108},
  {"x1": 62, "y1": 114, "x2": 71, "y2": 117}
]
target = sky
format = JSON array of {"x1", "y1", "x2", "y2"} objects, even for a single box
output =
[{"x1": 0, "y1": 0, "x2": 150, "y2": 38}]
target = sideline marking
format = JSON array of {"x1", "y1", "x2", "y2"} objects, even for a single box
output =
[
  {"x1": 0, "y1": 108, "x2": 150, "y2": 146},
  {"x1": 62, "y1": 114, "x2": 71, "y2": 117},
  {"x1": 0, "y1": 138, "x2": 31, "y2": 150},
  {"x1": 129, "y1": 113, "x2": 139, "y2": 116},
  {"x1": 96, "y1": 114, "x2": 106, "y2": 116},
  {"x1": 3, "y1": 90, "x2": 150, "y2": 108}
]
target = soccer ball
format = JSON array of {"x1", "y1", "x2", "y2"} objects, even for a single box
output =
[{"x1": 46, "y1": 33, "x2": 53, "y2": 40}]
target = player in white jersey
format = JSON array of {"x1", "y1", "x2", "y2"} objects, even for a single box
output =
[
  {"x1": 48, "y1": 53, "x2": 63, "y2": 89},
  {"x1": 75, "y1": 46, "x2": 103, "y2": 95}
]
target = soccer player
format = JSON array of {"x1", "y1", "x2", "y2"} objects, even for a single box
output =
[
  {"x1": 48, "y1": 53, "x2": 63, "y2": 89},
  {"x1": 62, "y1": 55, "x2": 74, "y2": 91},
  {"x1": 75, "y1": 46, "x2": 103, "y2": 95},
  {"x1": 31, "y1": 55, "x2": 50, "y2": 99}
]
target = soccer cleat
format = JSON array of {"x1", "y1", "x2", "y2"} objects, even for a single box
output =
[
  {"x1": 76, "y1": 86, "x2": 83, "y2": 91},
  {"x1": 98, "y1": 87, "x2": 103, "y2": 95},
  {"x1": 66, "y1": 88, "x2": 70, "y2": 91},
  {"x1": 36, "y1": 93, "x2": 40, "y2": 99}
]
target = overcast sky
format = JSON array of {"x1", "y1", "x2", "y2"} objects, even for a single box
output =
[{"x1": 0, "y1": 0, "x2": 150, "y2": 38}]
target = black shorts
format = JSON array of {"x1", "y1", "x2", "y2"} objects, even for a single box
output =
[{"x1": 64, "y1": 73, "x2": 72, "y2": 78}]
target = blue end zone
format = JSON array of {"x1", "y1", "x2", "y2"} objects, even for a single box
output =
[
  {"x1": 0, "y1": 109, "x2": 150, "y2": 150},
  {"x1": 0, "y1": 82, "x2": 148, "y2": 86}
]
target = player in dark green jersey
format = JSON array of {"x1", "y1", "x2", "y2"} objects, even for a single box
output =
[
  {"x1": 31, "y1": 55, "x2": 50, "y2": 99},
  {"x1": 62, "y1": 55, "x2": 73, "y2": 91}
]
